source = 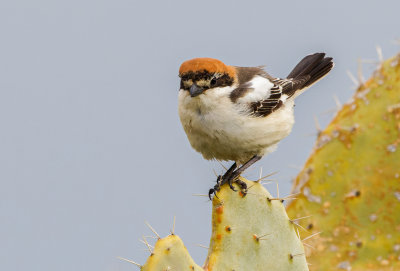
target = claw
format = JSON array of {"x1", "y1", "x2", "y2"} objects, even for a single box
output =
[
  {"x1": 211, "y1": 162, "x2": 238, "y2": 194},
  {"x1": 209, "y1": 181, "x2": 222, "y2": 200},
  {"x1": 208, "y1": 189, "x2": 215, "y2": 200},
  {"x1": 236, "y1": 179, "x2": 248, "y2": 196},
  {"x1": 209, "y1": 191, "x2": 219, "y2": 201},
  {"x1": 228, "y1": 177, "x2": 237, "y2": 191}
]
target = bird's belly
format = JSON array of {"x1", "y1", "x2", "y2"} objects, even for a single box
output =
[{"x1": 180, "y1": 100, "x2": 295, "y2": 164}]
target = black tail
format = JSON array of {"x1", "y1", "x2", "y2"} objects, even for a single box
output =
[{"x1": 287, "y1": 52, "x2": 334, "y2": 89}]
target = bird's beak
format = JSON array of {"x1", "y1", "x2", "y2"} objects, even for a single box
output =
[{"x1": 190, "y1": 84, "x2": 204, "y2": 97}]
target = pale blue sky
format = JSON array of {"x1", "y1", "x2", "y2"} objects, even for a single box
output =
[{"x1": 1, "y1": 1, "x2": 399, "y2": 270}]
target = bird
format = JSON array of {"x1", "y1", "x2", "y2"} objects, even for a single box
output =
[{"x1": 177, "y1": 53, "x2": 334, "y2": 197}]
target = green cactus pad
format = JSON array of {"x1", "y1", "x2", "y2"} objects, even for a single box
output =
[
  {"x1": 137, "y1": 179, "x2": 309, "y2": 271},
  {"x1": 204, "y1": 178, "x2": 309, "y2": 271},
  {"x1": 141, "y1": 234, "x2": 203, "y2": 271},
  {"x1": 287, "y1": 53, "x2": 400, "y2": 270}
]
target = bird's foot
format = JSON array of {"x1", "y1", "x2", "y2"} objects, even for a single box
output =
[
  {"x1": 225, "y1": 172, "x2": 248, "y2": 196},
  {"x1": 208, "y1": 172, "x2": 248, "y2": 200},
  {"x1": 208, "y1": 175, "x2": 222, "y2": 200},
  {"x1": 208, "y1": 156, "x2": 261, "y2": 200},
  {"x1": 235, "y1": 178, "x2": 248, "y2": 194}
]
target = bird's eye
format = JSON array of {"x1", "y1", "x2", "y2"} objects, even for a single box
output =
[{"x1": 210, "y1": 77, "x2": 217, "y2": 86}]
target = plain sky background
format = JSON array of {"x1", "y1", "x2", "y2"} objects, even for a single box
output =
[{"x1": 1, "y1": 0, "x2": 399, "y2": 270}]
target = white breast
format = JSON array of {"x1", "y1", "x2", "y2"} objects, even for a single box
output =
[{"x1": 178, "y1": 82, "x2": 295, "y2": 164}]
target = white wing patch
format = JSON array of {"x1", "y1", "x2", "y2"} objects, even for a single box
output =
[{"x1": 235, "y1": 75, "x2": 274, "y2": 103}]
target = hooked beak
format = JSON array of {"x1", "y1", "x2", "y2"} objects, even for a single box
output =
[{"x1": 189, "y1": 83, "x2": 204, "y2": 97}]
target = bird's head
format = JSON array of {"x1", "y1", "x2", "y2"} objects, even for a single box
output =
[{"x1": 179, "y1": 58, "x2": 236, "y2": 97}]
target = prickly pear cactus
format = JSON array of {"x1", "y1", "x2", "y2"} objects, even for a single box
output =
[
  {"x1": 287, "y1": 53, "x2": 400, "y2": 270},
  {"x1": 141, "y1": 235, "x2": 203, "y2": 271},
  {"x1": 204, "y1": 178, "x2": 309, "y2": 271},
  {"x1": 129, "y1": 179, "x2": 309, "y2": 271}
]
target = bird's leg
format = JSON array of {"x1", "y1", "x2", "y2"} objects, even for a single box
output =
[
  {"x1": 209, "y1": 156, "x2": 261, "y2": 199},
  {"x1": 231, "y1": 155, "x2": 262, "y2": 180},
  {"x1": 223, "y1": 155, "x2": 262, "y2": 193},
  {"x1": 209, "y1": 162, "x2": 237, "y2": 200},
  {"x1": 221, "y1": 162, "x2": 238, "y2": 191}
]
